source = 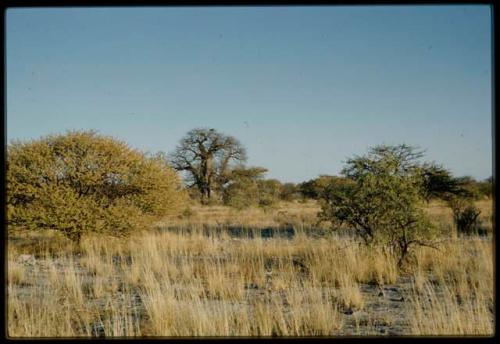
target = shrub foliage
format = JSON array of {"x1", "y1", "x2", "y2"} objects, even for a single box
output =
[
  {"x1": 222, "y1": 167, "x2": 266, "y2": 208},
  {"x1": 7, "y1": 130, "x2": 186, "y2": 242},
  {"x1": 448, "y1": 197, "x2": 482, "y2": 236},
  {"x1": 319, "y1": 144, "x2": 438, "y2": 266}
]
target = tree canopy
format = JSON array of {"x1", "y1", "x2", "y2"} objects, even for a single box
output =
[
  {"x1": 319, "y1": 144, "x2": 438, "y2": 266},
  {"x1": 169, "y1": 128, "x2": 246, "y2": 204}
]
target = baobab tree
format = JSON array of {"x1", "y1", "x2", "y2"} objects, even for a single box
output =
[{"x1": 169, "y1": 128, "x2": 247, "y2": 203}]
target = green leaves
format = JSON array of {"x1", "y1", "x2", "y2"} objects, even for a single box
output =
[
  {"x1": 222, "y1": 166, "x2": 266, "y2": 209},
  {"x1": 221, "y1": 167, "x2": 282, "y2": 209},
  {"x1": 7, "y1": 130, "x2": 187, "y2": 242},
  {"x1": 320, "y1": 144, "x2": 438, "y2": 264}
]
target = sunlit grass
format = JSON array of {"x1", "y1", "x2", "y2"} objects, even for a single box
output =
[{"x1": 7, "y1": 200, "x2": 493, "y2": 337}]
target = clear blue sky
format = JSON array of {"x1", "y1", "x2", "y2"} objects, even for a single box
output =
[{"x1": 6, "y1": 6, "x2": 492, "y2": 183}]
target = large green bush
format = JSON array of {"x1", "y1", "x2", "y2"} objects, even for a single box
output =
[
  {"x1": 319, "y1": 144, "x2": 439, "y2": 266},
  {"x1": 7, "y1": 130, "x2": 187, "y2": 242}
]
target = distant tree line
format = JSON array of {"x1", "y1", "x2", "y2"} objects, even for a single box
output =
[
  {"x1": 168, "y1": 127, "x2": 492, "y2": 208},
  {"x1": 168, "y1": 128, "x2": 492, "y2": 263},
  {"x1": 6, "y1": 127, "x2": 493, "y2": 247}
]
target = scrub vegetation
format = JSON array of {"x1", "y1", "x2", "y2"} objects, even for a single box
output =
[{"x1": 6, "y1": 129, "x2": 494, "y2": 337}]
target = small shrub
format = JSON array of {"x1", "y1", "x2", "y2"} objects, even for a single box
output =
[{"x1": 448, "y1": 198, "x2": 481, "y2": 236}]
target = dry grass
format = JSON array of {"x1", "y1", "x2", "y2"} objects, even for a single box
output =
[
  {"x1": 408, "y1": 238, "x2": 494, "y2": 335},
  {"x1": 423, "y1": 199, "x2": 493, "y2": 237},
  {"x1": 7, "y1": 199, "x2": 494, "y2": 337}
]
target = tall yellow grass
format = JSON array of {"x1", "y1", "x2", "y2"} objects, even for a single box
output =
[{"x1": 7, "y1": 200, "x2": 494, "y2": 337}]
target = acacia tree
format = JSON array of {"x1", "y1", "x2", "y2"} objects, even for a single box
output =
[
  {"x1": 319, "y1": 144, "x2": 439, "y2": 266},
  {"x1": 420, "y1": 163, "x2": 471, "y2": 202},
  {"x1": 257, "y1": 178, "x2": 283, "y2": 208},
  {"x1": 299, "y1": 175, "x2": 348, "y2": 199},
  {"x1": 169, "y1": 128, "x2": 247, "y2": 204},
  {"x1": 222, "y1": 167, "x2": 267, "y2": 208},
  {"x1": 419, "y1": 165, "x2": 486, "y2": 236}
]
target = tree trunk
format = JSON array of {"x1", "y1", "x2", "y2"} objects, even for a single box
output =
[
  {"x1": 199, "y1": 154, "x2": 213, "y2": 204},
  {"x1": 200, "y1": 185, "x2": 209, "y2": 204}
]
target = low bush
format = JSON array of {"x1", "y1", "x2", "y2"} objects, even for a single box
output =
[{"x1": 448, "y1": 197, "x2": 482, "y2": 236}]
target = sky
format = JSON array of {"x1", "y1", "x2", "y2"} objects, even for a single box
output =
[{"x1": 6, "y1": 5, "x2": 492, "y2": 183}]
